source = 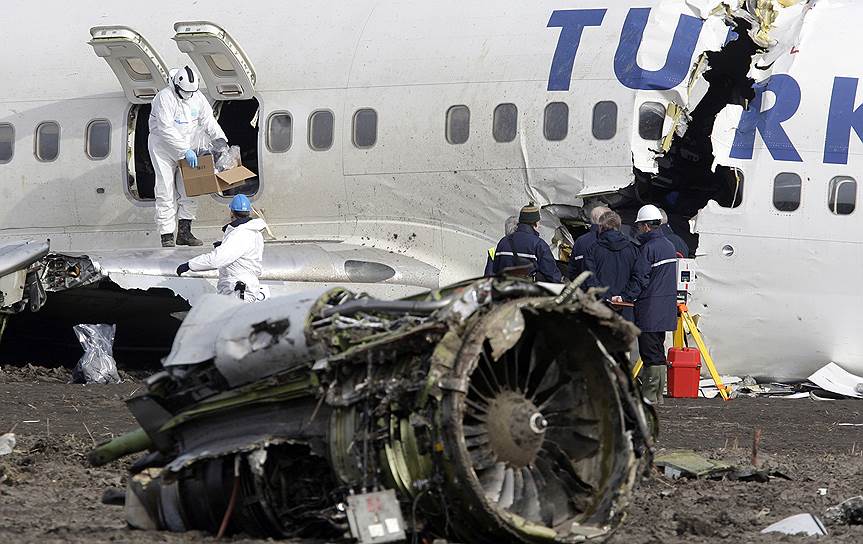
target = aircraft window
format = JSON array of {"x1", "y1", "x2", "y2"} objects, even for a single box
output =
[
  {"x1": 592, "y1": 101, "x2": 618, "y2": 140},
  {"x1": 0, "y1": 123, "x2": 13, "y2": 164},
  {"x1": 86, "y1": 119, "x2": 111, "y2": 160},
  {"x1": 544, "y1": 102, "x2": 569, "y2": 141},
  {"x1": 493, "y1": 103, "x2": 518, "y2": 143},
  {"x1": 446, "y1": 105, "x2": 470, "y2": 145},
  {"x1": 352, "y1": 108, "x2": 377, "y2": 149},
  {"x1": 121, "y1": 58, "x2": 151, "y2": 82},
  {"x1": 828, "y1": 176, "x2": 856, "y2": 215},
  {"x1": 204, "y1": 53, "x2": 236, "y2": 77},
  {"x1": 773, "y1": 173, "x2": 801, "y2": 212},
  {"x1": 639, "y1": 102, "x2": 666, "y2": 140},
  {"x1": 308, "y1": 110, "x2": 334, "y2": 151},
  {"x1": 35, "y1": 121, "x2": 60, "y2": 162},
  {"x1": 267, "y1": 112, "x2": 292, "y2": 153}
]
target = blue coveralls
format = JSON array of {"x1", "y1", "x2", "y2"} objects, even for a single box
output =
[
  {"x1": 567, "y1": 224, "x2": 598, "y2": 279},
  {"x1": 661, "y1": 224, "x2": 689, "y2": 257},
  {"x1": 584, "y1": 229, "x2": 639, "y2": 321},
  {"x1": 622, "y1": 229, "x2": 678, "y2": 365},
  {"x1": 489, "y1": 223, "x2": 562, "y2": 282}
]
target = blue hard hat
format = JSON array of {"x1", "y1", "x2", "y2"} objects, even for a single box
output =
[{"x1": 229, "y1": 194, "x2": 252, "y2": 212}]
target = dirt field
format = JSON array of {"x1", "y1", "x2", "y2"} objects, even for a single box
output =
[{"x1": 1, "y1": 364, "x2": 861, "y2": 544}]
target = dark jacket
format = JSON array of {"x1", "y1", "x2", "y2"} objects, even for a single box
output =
[
  {"x1": 585, "y1": 229, "x2": 639, "y2": 321},
  {"x1": 661, "y1": 224, "x2": 689, "y2": 257},
  {"x1": 490, "y1": 223, "x2": 562, "y2": 282},
  {"x1": 568, "y1": 224, "x2": 598, "y2": 279},
  {"x1": 622, "y1": 229, "x2": 678, "y2": 332}
]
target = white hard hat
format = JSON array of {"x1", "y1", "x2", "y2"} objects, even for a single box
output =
[
  {"x1": 635, "y1": 204, "x2": 663, "y2": 223},
  {"x1": 171, "y1": 66, "x2": 199, "y2": 98}
]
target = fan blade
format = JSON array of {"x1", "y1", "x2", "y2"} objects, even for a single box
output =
[
  {"x1": 463, "y1": 424, "x2": 487, "y2": 437},
  {"x1": 535, "y1": 457, "x2": 575, "y2": 526},
  {"x1": 498, "y1": 468, "x2": 515, "y2": 509},
  {"x1": 510, "y1": 468, "x2": 525, "y2": 508},
  {"x1": 465, "y1": 433, "x2": 490, "y2": 449},
  {"x1": 511, "y1": 467, "x2": 542, "y2": 523},
  {"x1": 545, "y1": 429, "x2": 599, "y2": 462},
  {"x1": 480, "y1": 462, "x2": 506, "y2": 503},
  {"x1": 530, "y1": 359, "x2": 560, "y2": 401},
  {"x1": 470, "y1": 446, "x2": 498, "y2": 471}
]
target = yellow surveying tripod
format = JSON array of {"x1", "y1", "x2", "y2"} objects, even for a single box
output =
[{"x1": 631, "y1": 303, "x2": 730, "y2": 401}]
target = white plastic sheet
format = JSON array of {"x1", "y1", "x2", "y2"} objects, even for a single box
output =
[{"x1": 808, "y1": 363, "x2": 863, "y2": 399}]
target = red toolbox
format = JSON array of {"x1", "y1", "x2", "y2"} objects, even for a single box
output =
[{"x1": 667, "y1": 347, "x2": 701, "y2": 398}]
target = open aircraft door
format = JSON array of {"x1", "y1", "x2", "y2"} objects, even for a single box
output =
[
  {"x1": 172, "y1": 22, "x2": 256, "y2": 100},
  {"x1": 88, "y1": 26, "x2": 168, "y2": 103}
]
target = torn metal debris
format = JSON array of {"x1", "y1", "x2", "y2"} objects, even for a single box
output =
[{"x1": 89, "y1": 277, "x2": 653, "y2": 542}]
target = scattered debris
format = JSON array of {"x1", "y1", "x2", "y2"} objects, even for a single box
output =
[
  {"x1": 71, "y1": 324, "x2": 121, "y2": 384},
  {"x1": 824, "y1": 496, "x2": 863, "y2": 526},
  {"x1": 0, "y1": 433, "x2": 15, "y2": 456},
  {"x1": 808, "y1": 363, "x2": 863, "y2": 399},
  {"x1": 655, "y1": 450, "x2": 791, "y2": 482},
  {"x1": 761, "y1": 513, "x2": 828, "y2": 537}
]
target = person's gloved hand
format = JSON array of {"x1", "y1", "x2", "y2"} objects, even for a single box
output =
[
  {"x1": 212, "y1": 138, "x2": 228, "y2": 151},
  {"x1": 213, "y1": 241, "x2": 222, "y2": 248},
  {"x1": 184, "y1": 149, "x2": 198, "y2": 168},
  {"x1": 176, "y1": 263, "x2": 190, "y2": 277}
]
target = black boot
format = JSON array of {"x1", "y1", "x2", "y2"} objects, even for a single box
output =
[
  {"x1": 176, "y1": 219, "x2": 203, "y2": 246},
  {"x1": 160, "y1": 233, "x2": 175, "y2": 247}
]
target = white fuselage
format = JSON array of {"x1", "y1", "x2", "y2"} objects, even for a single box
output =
[{"x1": 1, "y1": 0, "x2": 860, "y2": 380}]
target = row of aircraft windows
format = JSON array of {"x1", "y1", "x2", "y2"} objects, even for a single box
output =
[
  {"x1": 264, "y1": 102, "x2": 670, "y2": 153},
  {"x1": 773, "y1": 173, "x2": 858, "y2": 215},
  {"x1": 0, "y1": 120, "x2": 111, "y2": 164},
  {"x1": 0, "y1": 101, "x2": 666, "y2": 164}
]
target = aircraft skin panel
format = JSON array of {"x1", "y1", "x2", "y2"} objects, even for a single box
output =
[{"x1": 690, "y1": 1, "x2": 863, "y2": 378}]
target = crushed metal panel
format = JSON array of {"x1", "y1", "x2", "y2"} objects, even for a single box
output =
[{"x1": 162, "y1": 294, "x2": 245, "y2": 366}]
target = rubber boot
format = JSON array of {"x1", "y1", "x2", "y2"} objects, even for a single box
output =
[
  {"x1": 176, "y1": 219, "x2": 203, "y2": 246},
  {"x1": 642, "y1": 365, "x2": 666, "y2": 405},
  {"x1": 160, "y1": 233, "x2": 175, "y2": 248}
]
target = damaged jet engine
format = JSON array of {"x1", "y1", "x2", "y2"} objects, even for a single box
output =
[{"x1": 90, "y1": 277, "x2": 654, "y2": 543}]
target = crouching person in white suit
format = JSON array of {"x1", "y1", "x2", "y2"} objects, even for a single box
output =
[{"x1": 176, "y1": 194, "x2": 267, "y2": 302}]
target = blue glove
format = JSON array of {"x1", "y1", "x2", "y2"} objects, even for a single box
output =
[
  {"x1": 176, "y1": 263, "x2": 190, "y2": 276},
  {"x1": 184, "y1": 149, "x2": 198, "y2": 168}
]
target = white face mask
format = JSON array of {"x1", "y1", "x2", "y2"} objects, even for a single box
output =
[{"x1": 177, "y1": 88, "x2": 193, "y2": 100}]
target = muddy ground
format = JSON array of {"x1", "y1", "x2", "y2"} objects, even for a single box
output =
[{"x1": 0, "y1": 364, "x2": 861, "y2": 544}]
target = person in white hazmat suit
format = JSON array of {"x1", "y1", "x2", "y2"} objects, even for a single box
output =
[
  {"x1": 149, "y1": 65, "x2": 228, "y2": 247},
  {"x1": 176, "y1": 194, "x2": 268, "y2": 302}
]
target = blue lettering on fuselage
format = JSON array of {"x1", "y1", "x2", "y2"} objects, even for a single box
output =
[
  {"x1": 547, "y1": 8, "x2": 703, "y2": 92},
  {"x1": 546, "y1": 9, "x2": 607, "y2": 91},
  {"x1": 730, "y1": 75, "x2": 803, "y2": 162},
  {"x1": 546, "y1": 8, "x2": 859, "y2": 164},
  {"x1": 824, "y1": 77, "x2": 863, "y2": 165},
  {"x1": 613, "y1": 8, "x2": 703, "y2": 90}
]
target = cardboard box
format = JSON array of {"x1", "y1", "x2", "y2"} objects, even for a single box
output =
[{"x1": 180, "y1": 154, "x2": 256, "y2": 197}]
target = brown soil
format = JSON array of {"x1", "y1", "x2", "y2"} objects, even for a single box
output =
[{"x1": 1, "y1": 366, "x2": 861, "y2": 543}]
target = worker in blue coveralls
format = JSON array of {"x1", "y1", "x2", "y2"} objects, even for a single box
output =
[
  {"x1": 488, "y1": 203, "x2": 562, "y2": 282},
  {"x1": 568, "y1": 205, "x2": 610, "y2": 279},
  {"x1": 612, "y1": 204, "x2": 678, "y2": 404}
]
